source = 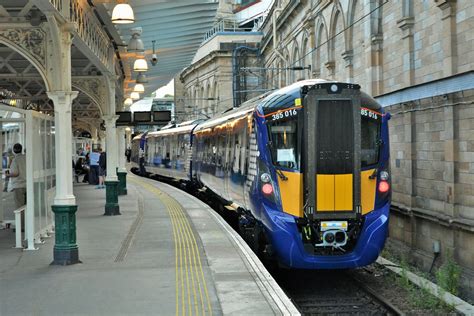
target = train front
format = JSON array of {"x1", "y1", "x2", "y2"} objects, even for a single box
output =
[{"x1": 254, "y1": 80, "x2": 391, "y2": 269}]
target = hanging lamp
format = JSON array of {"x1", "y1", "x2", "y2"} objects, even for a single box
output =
[
  {"x1": 133, "y1": 58, "x2": 148, "y2": 72},
  {"x1": 111, "y1": 2, "x2": 135, "y2": 24},
  {"x1": 128, "y1": 27, "x2": 144, "y2": 53},
  {"x1": 133, "y1": 83, "x2": 145, "y2": 93},
  {"x1": 130, "y1": 92, "x2": 140, "y2": 100},
  {"x1": 136, "y1": 73, "x2": 148, "y2": 84},
  {"x1": 124, "y1": 98, "x2": 133, "y2": 106}
]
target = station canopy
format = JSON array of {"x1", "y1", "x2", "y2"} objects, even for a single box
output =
[{"x1": 105, "y1": 0, "x2": 219, "y2": 95}]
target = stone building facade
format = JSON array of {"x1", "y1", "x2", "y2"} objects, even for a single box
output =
[{"x1": 179, "y1": 0, "x2": 474, "y2": 299}]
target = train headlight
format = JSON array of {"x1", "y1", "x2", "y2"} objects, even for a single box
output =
[
  {"x1": 260, "y1": 173, "x2": 271, "y2": 183},
  {"x1": 380, "y1": 171, "x2": 389, "y2": 181},
  {"x1": 330, "y1": 84, "x2": 338, "y2": 92}
]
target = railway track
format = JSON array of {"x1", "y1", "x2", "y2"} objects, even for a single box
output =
[
  {"x1": 272, "y1": 268, "x2": 404, "y2": 316},
  {"x1": 132, "y1": 169, "x2": 404, "y2": 315}
]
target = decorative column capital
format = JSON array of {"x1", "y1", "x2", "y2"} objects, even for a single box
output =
[
  {"x1": 342, "y1": 50, "x2": 354, "y2": 67},
  {"x1": 102, "y1": 115, "x2": 119, "y2": 128},
  {"x1": 371, "y1": 35, "x2": 384, "y2": 51},
  {"x1": 325, "y1": 61, "x2": 335, "y2": 74},
  {"x1": 47, "y1": 90, "x2": 79, "y2": 113},
  {"x1": 435, "y1": 0, "x2": 456, "y2": 15},
  {"x1": 397, "y1": 16, "x2": 415, "y2": 31}
]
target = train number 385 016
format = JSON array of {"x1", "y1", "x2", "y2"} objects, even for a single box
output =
[{"x1": 271, "y1": 109, "x2": 298, "y2": 121}]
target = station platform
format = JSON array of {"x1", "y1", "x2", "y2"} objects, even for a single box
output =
[{"x1": 0, "y1": 173, "x2": 298, "y2": 315}]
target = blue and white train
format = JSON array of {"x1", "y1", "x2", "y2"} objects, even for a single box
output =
[{"x1": 132, "y1": 79, "x2": 391, "y2": 269}]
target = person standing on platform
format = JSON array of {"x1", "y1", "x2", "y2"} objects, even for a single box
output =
[
  {"x1": 89, "y1": 149, "x2": 100, "y2": 185},
  {"x1": 125, "y1": 148, "x2": 131, "y2": 163},
  {"x1": 3, "y1": 148, "x2": 14, "y2": 192},
  {"x1": 6, "y1": 143, "x2": 26, "y2": 230},
  {"x1": 98, "y1": 150, "x2": 106, "y2": 189}
]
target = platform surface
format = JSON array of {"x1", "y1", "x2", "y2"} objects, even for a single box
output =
[{"x1": 0, "y1": 172, "x2": 298, "y2": 315}]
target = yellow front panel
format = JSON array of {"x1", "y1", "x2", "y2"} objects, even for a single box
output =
[
  {"x1": 316, "y1": 175, "x2": 335, "y2": 211},
  {"x1": 335, "y1": 174, "x2": 353, "y2": 211},
  {"x1": 361, "y1": 169, "x2": 377, "y2": 214},
  {"x1": 278, "y1": 171, "x2": 303, "y2": 217},
  {"x1": 276, "y1": 170, "x2": 376, "y2": 217}
]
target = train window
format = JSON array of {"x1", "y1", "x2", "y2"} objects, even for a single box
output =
[
  {"x1": 267, "y1": 118, "x2": 300, "y2": 170},
  {"x1": 361, "y1": 116, "x2": 381, "y2": 167}
]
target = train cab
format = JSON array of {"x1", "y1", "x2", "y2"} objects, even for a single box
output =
[{"x1": 253, "y1": 79, "x2": 391, "y2": 269}]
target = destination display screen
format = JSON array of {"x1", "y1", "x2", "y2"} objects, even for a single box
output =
[
  {"x1": 153, "y1": 111, "x2": 171, "y2": 122},
  {"x1": 134, "y1": 111, "x2": 152, "y2": 123},
  {"x1": 116, "y1": 111, "x2": 132, "y2": 126}
]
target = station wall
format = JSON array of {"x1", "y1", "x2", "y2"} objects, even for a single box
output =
[{"x1": 386, "y1": 89, "x2": 474, "y2": 300}]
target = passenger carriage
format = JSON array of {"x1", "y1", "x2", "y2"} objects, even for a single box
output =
[{"x1": 132, "y1": 79, "x2": 391, "y2": 269}]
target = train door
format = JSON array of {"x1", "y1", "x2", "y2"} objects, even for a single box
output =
[
  {"x1": 303, "y1": 83, "x2": 361, "y2": 221},
  {"x1": 226, "y1": 116, "x2": 249, "y2": 207}
]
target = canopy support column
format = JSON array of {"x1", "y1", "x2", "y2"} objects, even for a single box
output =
[
  {"x1": 48, "y1": 91, "x2": 80, "y2": 265},
  {"x1": 103, "y1": 115, "x2": 120, "y2": 215},
  {"x1": 117, "y1": 127, "x2": 127, "y2": 195}
]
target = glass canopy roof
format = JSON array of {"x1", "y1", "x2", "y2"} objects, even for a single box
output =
[{"x1": 110, "y1": 1, "x2": 219, "y2": 94}]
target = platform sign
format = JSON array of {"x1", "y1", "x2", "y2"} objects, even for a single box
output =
[
  {"x1": 153, "y1": 111, "x2": 171, "y2": 122},
  {"x1": 116, "y1": 111, "x2": 132, "y2": 126},
  {"x1": 133, "y1": 111, "x2": 152, "y2": 123}
]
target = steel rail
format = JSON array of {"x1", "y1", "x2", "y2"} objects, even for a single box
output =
[{"x1": 349, "y1": 272, "x2": 405, "y2": 316}]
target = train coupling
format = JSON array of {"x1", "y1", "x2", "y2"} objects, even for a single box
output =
[{"x1": 316, "y1": 221, "x2": 348, "y2": 248}]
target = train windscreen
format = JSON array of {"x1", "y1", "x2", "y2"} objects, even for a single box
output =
[
  {"x1": 267, "y1": 114, "x2": 300, "y2": 171},
  {"x1": 266, "y1": 106, "x2": 381, "y2": 171},
  {"x1": 361, "y1": 109, "x2": 381, "y2": 168}
]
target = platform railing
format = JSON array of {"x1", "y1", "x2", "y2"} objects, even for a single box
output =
[
  {"x1": 70, "y1": 0, "x2": 111, "y2": 70},
  {"x1": 202, "y1": 19, "x2": 255, "y2": 45}
]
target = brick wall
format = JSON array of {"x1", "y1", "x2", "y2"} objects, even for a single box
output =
[{"x1": 386, "y1": 89, "x2": 474, "y2": 301}]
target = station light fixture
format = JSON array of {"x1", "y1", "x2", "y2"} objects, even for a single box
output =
[
  {"x1": 127, "y1": 27, "x2": 144, "y2": 53},
  {"x1": 136, "y1": 73, "x2": 148, "y2": 84},
  {"x1": 130, "y1": 92, "x2": 140, "y2": 100},
  {"x1": 111, "y1": 2, "x2": 135, "y2": 24},
  {"x1": 124, "y1": 98, "x2": 133, "y2": 106},
  {"x1": 133, "y1": 83, "x2": 145, "y2": 93},
  {"x1": 133, "y1": 58, "x2": 148, "y2": 72}
]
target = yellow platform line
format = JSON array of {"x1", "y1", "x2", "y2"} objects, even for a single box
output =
[
  {"x1": 170, "y1": 202, "x2": 200, "y2": 316},
  {"x1": 169, "y1": 201, "x2": 195, "y2": 316},
  {"x1": 172, "y1": 199, "x2": 212, "y2": 315},
  {"x1": 171, "y1": 201, "x2": 205, "y2": 315},
  {"x1": 129, "y1": 177, "x2": 212, "y2": 315}
]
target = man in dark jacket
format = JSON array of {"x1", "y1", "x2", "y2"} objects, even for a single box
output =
[{"x1": 97, "y1": 150, "x2": 106, "y2": 189}]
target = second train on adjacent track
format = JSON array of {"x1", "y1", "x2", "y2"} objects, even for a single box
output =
[{"x1": 131, "y1": 79, "x2": 391, "y2": 269}]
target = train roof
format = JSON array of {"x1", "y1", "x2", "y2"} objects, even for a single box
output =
[
  {"x1": 193, "y1": 91, "x2": 271, "y2": 131},
  {"x1": 259, "y1": 79, "x2": 382, "y2": 112},
  {"x1": 147, "y1": 123, "x2": 197, "y2": 138},
  {"x1": 132, "y1": 133, "x2": 144, "y2": 141}
]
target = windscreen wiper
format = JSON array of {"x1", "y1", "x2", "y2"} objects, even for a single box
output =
[{"x1": 275, "y1": 168, "x2": 288, "y2": 181}]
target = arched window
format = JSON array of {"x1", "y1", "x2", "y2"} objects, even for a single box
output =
[
  {"x1": 315, "y1": 21, "x2": 328, "y2": 79},
  {"x1": 302, "y1": 37, "x2": 311, "y2": 79},
  {"x1": 292, "y1": 42, "x2": 301, "y2": 82}
]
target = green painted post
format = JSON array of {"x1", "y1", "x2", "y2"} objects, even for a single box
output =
[
  {"x1": 117, "y1": 171, "x2": 127, "y2": 195},
  {"x1": 104, "y1": 180, "x2": 121, "y2": 215},
  {"x1": 51, "y1": 205, "x2": 81, "y2": 265}
]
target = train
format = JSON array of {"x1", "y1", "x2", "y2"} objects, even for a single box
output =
[{"x1": 131, "y1": 79, "x2": 391, "y2": 269}]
